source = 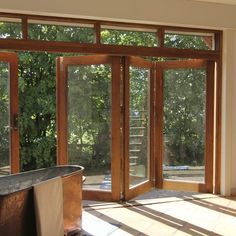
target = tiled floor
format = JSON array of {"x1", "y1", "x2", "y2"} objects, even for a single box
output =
[{"x1": 81, "y1": 190, "x2": 236, "y2": 236}]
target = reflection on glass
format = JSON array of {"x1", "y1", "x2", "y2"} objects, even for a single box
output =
[
  {"x1": 129, "y1": 67, "x2": 150, "y2": 188},
  {"x1": 163, "y1": 68, "x2": 206, "y2": 182},
  {"x1": 164, "y1": 32, "x2": 214, "y2": 50},
  {"x1": 0, "y1": 62, "x2": 10, "y2": 175},
  {"x1": 0, "y1": 20, "x2": 22, "y2": 39},
  {"x1": 68, "y1": 65, "x2": 112, "y2": 191},
  {"x1": 101, "y1": 27, "x2": 158, "y2": 47},
  {"x1": 29, "y1": 22, "x2": 94, "y2": 43}
]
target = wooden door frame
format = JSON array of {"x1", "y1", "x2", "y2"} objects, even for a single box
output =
[
  {"x1": 56, "y1": 55, "x2": 122, "y2": 201},
  {"x1": 0, "y1": 12, "x2": 223, "y2": 193},
  {"x1": 0, "y1": 52, "x2": 19, "y2": 174},
  {"x1": 123, "y1": 56, "x2": 155, "y2": 200},
  {"x1": 155, "y1": 59, "x2": 215, "y2": 192}
]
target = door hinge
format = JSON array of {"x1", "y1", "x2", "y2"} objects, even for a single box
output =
[
  {"x1": 120, "y1": 105, "x2": 124, "y2": 114},
  {"x1": 120, "y1": 192, "x2": 124, "y2": 201}
]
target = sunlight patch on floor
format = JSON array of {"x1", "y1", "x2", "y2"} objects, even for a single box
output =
[{"x1": 81, "y1": 190, "x2": 236, "y2": 236}]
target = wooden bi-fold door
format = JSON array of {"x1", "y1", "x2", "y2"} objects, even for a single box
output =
[
  {"x1": 57, "y1": 55, "x2": 215, "y2": 201},
  {"x1": 123, "y1": 56, "x2": 155, "y2": 200},
  {"x1": 56, "y1": 55, "x2": 155, "y2": 201},
  {"x1": 0, "y1": 52, "x2": 19, "y2": 175},
  {"x1": 155, "y1": 59, "x2": 215, "y2": 193},
  {"x1": 57, "y1": 55, "x2": 122, "y2": 201}
]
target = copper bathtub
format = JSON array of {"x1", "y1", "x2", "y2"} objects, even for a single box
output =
[{"x1": 0, "y1": 165, "x2": 84, "y2": 236}]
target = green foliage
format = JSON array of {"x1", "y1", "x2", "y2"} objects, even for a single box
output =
[
  {"x1": 164, "y1": 69, "x2": 206, "y2": 166},
  {"x1": 28, "y1": 24, "x2": 94, "y2": 43},
  {"x1": 68, "y1": 65, "x2": 111, "y2": 174},
  {"x1": 101, "y1": 29, "x2": 157, "y2": 47},
  {"x1": 18, "y1": 52, "x2": 58, "y2": 171},
  {"x1": 0, "y1": 21, "x2": 22, "y2": 39},
  {"x1": 165, "y1": 34, "x2": 211, "y2": 50}
]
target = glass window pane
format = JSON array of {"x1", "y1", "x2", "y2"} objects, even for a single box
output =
[
  {"x1": 101, "y1": 26, "x2": 158, "y2": 47},
  {"x1": 163, "y1": 68, "x2": 206, "y2": 182},
  {"x1": 164, "y1": 31, "x2": 214, "y2": 50},
  {"x1": 28, "y1": 20, "x2": 95, "y2": 43},
  {"x1": 0, "y1": 62, "x2": 10, "y2": 175},
  {"x1": 68, "y1": 64, "x2": 112, "y2": 191},
  {"x1": 0, "y1": 18, "x2": 22, "y2": 39},
  {"x1": 129, "y1": 66, "x2": 150, "y2": 188}
]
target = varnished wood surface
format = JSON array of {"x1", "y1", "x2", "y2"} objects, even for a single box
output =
[
  {"x1": 83, "y1": 190, "x2": 115, "y2": 202},
  {"x1": 156, "y1": 59, "x2": 207, "y2": 69},
  {"x1": 56, "y1": 57, "x2": 68, "y2": 165},
  {"x1": 123, "y1": 57, "x2": 130, "y2": 200},
  {"x1": 163, "y1": 179, "x2": 206, "y2": 192},
  {"x1": 215, "y1": 59, "x2": 222, "y2": 194},
  {"x1": 205, "y1": 61, "x2": 215, "y2": 193},
  {"x1": 59, "y1": 55, "x2": 112, "y2": 65},
  {"x1": 9, "y1": 54, "x2": 19, "y2": 174},
  {"x1": 214, "y1": 32, "x2": 223, "y2": 194},
  {"x1": 155, "y1": 64, "x2": 164, "y2": 189},
  {"x1": 0, "y1": 39, "x2": 221, "y2": 60},
  {"x1": 111, "y1": 56, "x2": 122, "y2": 201},
  {"x1": 22, "y1": 16, "x2": 28, "y2": 40}
]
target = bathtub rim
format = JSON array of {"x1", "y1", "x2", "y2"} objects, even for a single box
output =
[{"x1": 0, "y1": 165, "x2": 84, "y2": 196}]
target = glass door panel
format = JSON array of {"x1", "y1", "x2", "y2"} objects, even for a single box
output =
[
  {"x1": 163, "y1": 67, "x2": 206, "y2": 182},
  {"x1": 0, "y1": 52, "x2": 19, "y2": 175},
  {"x1": 156, "y1": 60, "x2": 214, "y2": 192},
  {"x1": 124, "y1": 57, "x2": 154, "y2": 200},
  {"x1": 67, "y1": 64, "x2": 112, "y2": 191},
  {"x1": 0, "y1": 62, "x2": 10, "y2": 175},
  {"x1": 129, "y1": 66, "x2": 150, "y2": 187},
  {"x1": 57, "y1": 55, "x2": 121, "y2": 201}
]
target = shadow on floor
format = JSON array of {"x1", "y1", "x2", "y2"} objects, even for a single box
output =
[{"x1": 82, "y1": 189, "x2": 236, "y2": 236}]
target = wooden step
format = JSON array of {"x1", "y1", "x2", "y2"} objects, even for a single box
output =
[
  {"x1": 130, "y1": 127, "x2": 146, "y2": 129},
  {"x1": 130, "y1": 163, "x2": 138, "y2": 166},
  {"x1": 129, "y1": 142, "x2": 142, "y2": 145},
  {"x1": 129, "y1": 149, "x2": 141, "y2": 152},
  {"x1": 130, "y1": 118, "x2": 145, "y2": 121},
  {"x1": 130, "y1": 134, "x2": 144, "y2": 138}
]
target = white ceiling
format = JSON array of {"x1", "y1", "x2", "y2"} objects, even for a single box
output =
[{"x1": 192, "y1": 0, "x2": 236, "y2": 5}]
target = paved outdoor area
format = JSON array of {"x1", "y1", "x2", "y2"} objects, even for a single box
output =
[{"x1": 81, "y1": 189, "x2": 236, "y2": 236}]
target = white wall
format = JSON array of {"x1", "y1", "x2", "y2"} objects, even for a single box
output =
[
  {"x1": 1, "y1": 0, "x2": 236, "y2": 29},
  {"x1": 221, "y1": 30, "x2": 235, "y2": 196},
  {"x1": 1, "y1": 0, "x2": 236, "y2": 195},
  {"x1": 223, "y1": 30, "x2": 236, "y2": 196}
]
